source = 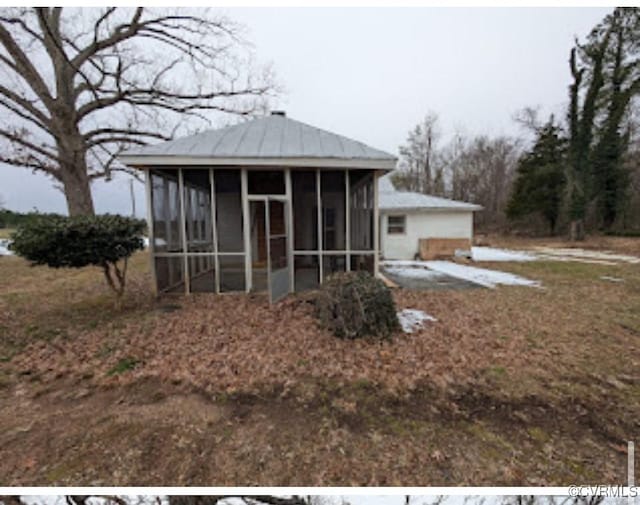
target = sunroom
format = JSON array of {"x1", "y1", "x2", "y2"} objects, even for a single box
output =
[{"x1": 119, "y1": 112, "x2": 396, "y2": 302}]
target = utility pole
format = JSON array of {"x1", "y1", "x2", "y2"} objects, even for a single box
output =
[{"x1": 129, "y1": 178, "x2": 136, "y2": 217}]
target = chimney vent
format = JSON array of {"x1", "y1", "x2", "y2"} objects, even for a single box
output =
[{"x1": 271, "y1": 110, "x2": 286, "y2": 117}]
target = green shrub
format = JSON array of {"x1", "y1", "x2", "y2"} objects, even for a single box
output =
[
  {"x1": 10, "y1": 214, "x2": 145, "y2": 305},
  {"x1": 107, "y1": 356, "x2": 140, "y2": 376},
  {"x1": 315, "y1": 271, "x2": 400, "y2": 340}
]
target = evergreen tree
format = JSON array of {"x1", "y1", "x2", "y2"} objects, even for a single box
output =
[
  {"x1": 507, "y1": 119, "x2": 566, "y2": 234},
  {"x1": 589, "y1": 8, "x2": 639, "y2": 229},
  {"x1": 567, "y1": 7, "x2": 640, "y2": 237}
]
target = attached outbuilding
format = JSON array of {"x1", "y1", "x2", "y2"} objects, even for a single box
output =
[
  {"x1": 378, "y1": 175, "x2": 482, "y2": 260},
  {"x1": 119, "y1": 112, "x2": 396, "y2": 302}
]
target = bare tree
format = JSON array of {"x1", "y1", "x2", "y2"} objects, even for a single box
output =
[
  {"x1": 0, "y1": 497, "x2": 614, "y2": 505},
  {"x1": 2, "y1": 497, "x2": 311, "y2": 505},
  {"x1": 513, "y1": 106, "x2": 544, "y2": 136},
  {"x1": 397, "y1": 112, "x2": 443, "y2": 195},
  {"x1": 169, "y1": 498, "x2": 309, "y2": 505},
  {"x1": 442, "y1": 134, "x2": 521, "y2": 229},
  {"x1": 0, "y1": 7, "x2": 276, "y2": 215},
  {"x1": 393, "y1": 111, "x2": 522, "y2": 231},
  {"x1": 499, "y1": 497, "x2": 605, "y2": 505}
]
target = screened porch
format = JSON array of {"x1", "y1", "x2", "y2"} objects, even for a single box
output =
[{"x1": 146, "y1": 167, "x2": 379, "y2": 302}]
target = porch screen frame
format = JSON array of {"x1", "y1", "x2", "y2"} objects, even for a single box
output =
[
  {"x1": 148, "y1": 167, "x2": 246, "y2": 295},
  {"x1": 291, "y1": 167, "x2": 379, "y2": 285},
  {"x1": 146, "y1": 166, "x2": 381, "y2": 295}
]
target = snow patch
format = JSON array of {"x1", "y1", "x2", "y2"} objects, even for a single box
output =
[
  {"x1": 600, "y1": 275, "x2": 624, "y2": 283},
  {"x1": 384, "y1": 265, "x2": 444, "y2": 280},
  {"x1": 384, "y1": 259, "x2": 540, "y2": 289},
  {"x1": 425, "y1": 261, "x2": 541, "y2": 288},
  {"x1": 0, "y1": 239, "x2": 13, "y2": 256},
  {"x1": 532, "y1": 247, "x2": 640, "y2": 264},
  {"x1": 397, "y1": 308, "x2": 436, "y2": 333},
  {"x1": 471, "y1": 246, "x2": 537, "y2": 262}
]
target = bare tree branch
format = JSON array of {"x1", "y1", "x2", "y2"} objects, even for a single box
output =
[
  {"x1": 0, "y1": 7, "x2": 277, "y2": 215},
  {"x1": 0, "y1": 497, "x2": 28, "y2": 505}
]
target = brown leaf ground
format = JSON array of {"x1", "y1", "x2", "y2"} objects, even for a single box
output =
[{"x1": 1, "y1": 238, "x2": 639, "y2": 485}]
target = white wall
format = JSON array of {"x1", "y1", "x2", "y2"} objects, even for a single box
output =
[{"x1": 380, "y1": 210, "x2": 474, "y2": 260}]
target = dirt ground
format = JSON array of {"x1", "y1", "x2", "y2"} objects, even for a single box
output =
[{"x1": 1, "y1": 237, "x2": 639, "y2": 485}]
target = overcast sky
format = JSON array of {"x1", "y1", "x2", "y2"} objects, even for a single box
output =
[{"x1": 0, "y1": 7, "x2": 611, "y2": 216}]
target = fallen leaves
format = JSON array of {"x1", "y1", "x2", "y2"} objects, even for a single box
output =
[
  {"x1": 10, "y1": 290, "x2": 497, "y2": 396},
  {"x1": 1, "y1": 242, "x2": 639, "y2": 486}
]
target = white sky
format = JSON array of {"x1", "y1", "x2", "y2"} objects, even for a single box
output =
[{"x1": 0, "y1": 7, "x2": 611, "y2": 215}]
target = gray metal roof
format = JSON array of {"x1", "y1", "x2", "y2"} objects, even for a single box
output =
[
  {"x1": 119, "y1": 114, "x2": 397, "y2": 169},
  {"x1": 378, "y1": 174, "x2": 482, "y2": 212}
]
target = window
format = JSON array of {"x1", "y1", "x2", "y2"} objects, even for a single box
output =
[
  {"x1": 387, "y1": 215, "x2": 406, "y2": 234},
  {"x1": 248, "y1": 170, "x2": 285, "y2": 194},
  {"x1": 321, "y1": 171, "x2": 346, "y2": 250},
  {"x1": 292, "y1": 171, "x2": 318, "y2": 251},
  {"x1": 323, "y1": 207, "x2": 336, "y2": 249}
]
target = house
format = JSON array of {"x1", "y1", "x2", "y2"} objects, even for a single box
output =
[
  {"x1": 378, "y1": 174, "x2": 482, "y2": 260},
  {"x1": 119, "y1": 112, "x2": 396, "y2": 302}
]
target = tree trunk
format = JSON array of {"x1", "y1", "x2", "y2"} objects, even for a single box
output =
[
  {"x1": 57, "y1": 134, "x2": 95, "y2": 216},
  {"x1": 569, "y1": 218, "x2": 585, "y2": 241},
  {"x1": 61, "y1": 167, "x2": 95, "y2": 216}
]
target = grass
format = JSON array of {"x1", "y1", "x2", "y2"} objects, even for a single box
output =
[
  {"x1": 0, "y1": 228, "x2": 14, "y2": 239},
  {"x1": 107, "y1": 356, "x2": 140, "y2": 376},
  {"x1": 0, "y1": 252, "x2": 152, "y2": 360},
  {"x1": 0, "y1": 242, "x2": 639, "y2": 485}
]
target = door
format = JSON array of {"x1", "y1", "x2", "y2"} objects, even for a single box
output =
[{"x1": 267, "y1": 199, "x2": 290, "y2": 303}]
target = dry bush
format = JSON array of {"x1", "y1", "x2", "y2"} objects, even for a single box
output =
[{"x1": 314, "y1": 271, "x2": 400, "y2": 340}]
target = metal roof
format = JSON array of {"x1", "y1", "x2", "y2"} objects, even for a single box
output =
[
  {"x1": 378, "y1": 174, "x2": 483, "y2": 212},
  {"x1": 119, "y1": 114, "x2": 397, "y2": 169}
]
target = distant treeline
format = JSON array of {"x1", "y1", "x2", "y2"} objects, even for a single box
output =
[
  {"x1": 394, "y1": 8, "x2": 640, "y2": 239},
  {"x1": 0, "y1": 209, "x2": 62, "y2": 229}
]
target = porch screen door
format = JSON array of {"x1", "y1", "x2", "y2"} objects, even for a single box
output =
[{"x1": 267, "y1": 199, "x2": 290, "y2": 303}]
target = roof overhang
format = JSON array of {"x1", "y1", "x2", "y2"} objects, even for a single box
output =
[
  {"x1": 380, "y1": 206, "x2": 483, "y2": 213},
  {"x1": 118, "y1": 155, "x2": 396, "y2": 171}
]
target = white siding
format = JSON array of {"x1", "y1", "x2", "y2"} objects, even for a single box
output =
[{"x1": 380, "y1": 210, "x2": 474, "y2": 260}]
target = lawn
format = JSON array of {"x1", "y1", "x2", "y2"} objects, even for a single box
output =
[{"x1": 0, "y1": 239, "x2": 639, "y2": 485}]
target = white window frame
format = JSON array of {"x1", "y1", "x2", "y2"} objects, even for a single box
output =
[{"x1": 387, "y1": 214, "x2": 406, "y2": 235}]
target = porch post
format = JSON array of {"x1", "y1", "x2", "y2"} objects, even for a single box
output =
[
  {"x1": 145, "y1": 170, "x2": 158, "y2": 296},
  {"x1": 178, "y1": 168, "x2": 190, "y2": 294},
  {"x1": 162, "y1": 174, "x2": 174, "y2": 287},
  {"x1": 316, "y1": 169, "x2": 323, "y2": 283},
  {"x1": 241, "y1": 168, "x2": 252, "y2": 292},
  {"x1": 285, "y1": 168, "x2": 294, "y2": 293},
  {"x1": 373, "y1": 170, "x2": 380, "y2": 277},
  {"x1": 210, "y1": 168, "x2": 220, "y2": 294},
  {"x1": 345, "y1": 169, "x2": 350, "y2": 272}
]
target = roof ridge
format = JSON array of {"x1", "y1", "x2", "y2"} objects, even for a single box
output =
[{"x1": 121, "y1": 114, "x2": 397, "y2": 161}]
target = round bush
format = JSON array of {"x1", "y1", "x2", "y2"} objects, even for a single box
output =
[
  {"x1": 315, "y1": 271, "x2": 400, "y2": 340},
  {"x1": 10, "y1": 213, "x2": 146, "y2": 303},
  {"x1": 10, "y1": 213, "x2": 145, "y2": 268}
]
